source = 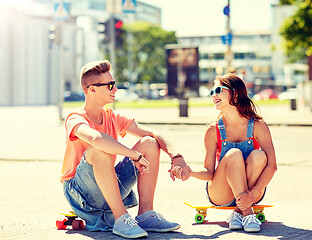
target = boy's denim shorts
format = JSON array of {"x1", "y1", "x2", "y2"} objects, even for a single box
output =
[{"x1": 63, "y1": 154, "x2": 139, "y2": 231}]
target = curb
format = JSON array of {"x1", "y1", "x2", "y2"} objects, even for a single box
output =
[{"x1": 138, "y1": 121, "x2": 312, "y2": 127}]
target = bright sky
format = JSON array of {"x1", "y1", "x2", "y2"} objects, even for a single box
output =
[{"x1": 140, "y1": 0, "x2": 277, "y2": 36}]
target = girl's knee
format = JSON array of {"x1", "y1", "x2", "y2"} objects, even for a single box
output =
[
  {"x1": 247, "y1": 150, "x2": 267, "y2": 167},
  {"x1": 226, "y1": 148, "x2": 243, "y2": 160},
  {"x1": 224, "y1": 148, "x2": 244, "y2": 165}
]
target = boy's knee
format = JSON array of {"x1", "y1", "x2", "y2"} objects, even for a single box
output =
[
  {"x1": 134, "y1": 136, "x2": 160, "y2": 160},
  {"x1": 85, "y1": 146, "x2": 114, "y2": 166},
  {"x1": 140, "y1": 136, "x2": 160, "y2": 151},
  {"x1": 141, "y1": 135, "x2": 157, "y2": 144}
]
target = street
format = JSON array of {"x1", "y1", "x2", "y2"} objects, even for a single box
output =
[{"x1": 1, "y1": 118, "x2": 312, "y2": 239}]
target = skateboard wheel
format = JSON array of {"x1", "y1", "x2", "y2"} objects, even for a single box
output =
[
  {"x1": 56, "y1": 219, "x2": 67, "y2": 230},
  {"x1": 256, "y1": 212, "x2": 265, "y2": 223},
  {"x1": 195, "y1": 213, "x2": 205, "y2": 224},
  {"x1": 72, "y1": 220, "x2": 84, "y2": 230}
]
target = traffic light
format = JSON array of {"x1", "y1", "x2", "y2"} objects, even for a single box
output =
[
  {"x1": 114, "y1": 18, "x2": 124, "y2": 48},
  {"x1": 48, "y1": 25, "x2": 60, "y2": 44},
  {"x1": 98, "y1": 18, "x2": 124, "y2": 47},
  {"x1": 98, "y1": 20, "x2": 110, "y2": 44}
]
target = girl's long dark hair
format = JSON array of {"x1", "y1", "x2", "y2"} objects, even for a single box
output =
[{"x1": 215, "y1": 73, "x2": 262, "y2": 120}]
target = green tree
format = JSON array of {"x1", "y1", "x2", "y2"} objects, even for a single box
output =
[
  {"x1": 279, "y1": 0, "x2": 297, "y2": 4},
  {"x1": 280, "y1": 0, "x2": 312, "y2": 79},
  {"x1": 114, "y1": 22, "x2": 177, "y2": 84}
]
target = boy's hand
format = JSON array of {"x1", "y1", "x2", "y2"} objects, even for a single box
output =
[
  {"x1": 169, "y1": 156, "x2": 192, "y2": 181},
  {"x1": 134, "y1": 156, "x2": 150, "y2": 175},
  {"x1": 169, "y1": 165, "x2": 192, "y2": 181}
]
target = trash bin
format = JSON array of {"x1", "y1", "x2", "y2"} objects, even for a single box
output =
[
  {"x1": 179, "y1": 98, "x2": 188, "y2": 117},
  {"x1": 290, "y1": 98, "x2": 297, "y2": 111}
]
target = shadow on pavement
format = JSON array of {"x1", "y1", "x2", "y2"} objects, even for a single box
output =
[
  {"x1": 259, "y1": 222, "x2": 312, "y2": 239},
  {"x1": 64, "y1": 229, "x2": 211, "y2": 239},
  {"x1": 62, "y1": 221, "x2": 312, "y2": 239},
  {"x1": 192, "y1": 220, "x2": 312, "y2": 239}
]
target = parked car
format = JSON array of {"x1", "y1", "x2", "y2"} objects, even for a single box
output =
[
  {"x1": 115, "y1": 89, "x2": 139, "y2": 102},
  {"x1": 253, "y1": 89, "x2": 279, "y2": 101},
  {"x1": 64, "y1": 91, "x2": 85, "y2": 102},
  {"x1": 278, "y1": 88, "x2": 299, "y2": 100},
  {"x1": 199, "y1": 86, "x2": 210, "y2": 97}
]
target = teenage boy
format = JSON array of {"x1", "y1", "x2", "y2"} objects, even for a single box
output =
[{"x1": 61, "y1": 60, "x2": 191, "y2": 238}]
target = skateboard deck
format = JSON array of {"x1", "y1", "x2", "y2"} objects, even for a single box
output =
[
  {"x1": 185, "y1": 202, "x2": 274, "y2": 223},
  {"x1": 56, "y1": 211, "x2": 84, "y2": 230}
]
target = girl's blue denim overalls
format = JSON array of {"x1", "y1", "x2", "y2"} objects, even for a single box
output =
[
  {"x1": 206, "y1": 117, "x2": 265, "y2": 206},
  {"x1": 218, "y1": 117, "x2": 255, "y2": 162}
]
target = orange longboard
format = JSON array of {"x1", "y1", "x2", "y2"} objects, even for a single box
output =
[
  {"x1": 184, "y1": 202, "x2": 274, "y2": 224},
  {"x1": 56, "y1": 210, "x2": 84, "y2": 230}
]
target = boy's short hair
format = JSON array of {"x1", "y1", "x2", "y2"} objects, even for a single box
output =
[{"x1": 80, "y1": 60, "x2": 111, "y2": 92}]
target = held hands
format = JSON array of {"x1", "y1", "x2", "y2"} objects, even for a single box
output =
[{"x1": 168, "y1": 155, "x2": 192, "y2": 181}]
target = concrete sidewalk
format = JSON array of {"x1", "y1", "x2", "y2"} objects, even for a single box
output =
[
  {"x1": 1, "y1": 160, "x2": 312, "y2": 240},
  {"x1": 105, "y1": 103, "x2": 312, "y2": 126},
  {"x1": 1, "y1": 105, "x2": 312, "y2": 239},
  {"x1": 1, "y1": 104, "x2": 311, "y2": 162}
]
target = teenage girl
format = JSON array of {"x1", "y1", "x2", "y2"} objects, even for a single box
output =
[{"x1": 191, "y1": 74, "x2": 277, "y2": 232}]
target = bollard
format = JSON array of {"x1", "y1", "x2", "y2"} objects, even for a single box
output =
[
  {"x1": 179, "y1": 98, "x2": 188, "y2": 117},
  {"x1": 290, "y1": 98, "x2": 297, "y2": 111}
]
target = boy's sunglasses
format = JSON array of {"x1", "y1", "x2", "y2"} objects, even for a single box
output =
[
  {"x1": 210, "y1": 86, "x2": 230, "y2": 96},
  {"x1": 87, "y1": 81, "x2": 115, "y2": 91}
]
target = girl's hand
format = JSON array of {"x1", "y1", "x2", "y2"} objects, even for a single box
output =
[
  {"x1": 236, "y1": 192, "x2": 253, "y2": 211},
  {"x1": 169, "y1": 164, "x2": 192, "y2": 181}
]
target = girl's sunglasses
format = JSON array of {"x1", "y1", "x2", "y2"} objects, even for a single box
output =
[
  {"x1": 87, "y1": 81, "x2": 115, "y2": 91},
  {"x1": 210, "y1": 86, "x2": 230, "y2": 96}
]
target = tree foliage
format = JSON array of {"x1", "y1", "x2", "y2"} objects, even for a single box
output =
[
  {"x1": 280, "y1": 0, "x2": 312, "y2": 62},
  {"x1": 113, "y1": 22, "x2": 177, "y2": 84},
  {"x1": 279, "y1": 0, "x2": 297, "y2": 5}
]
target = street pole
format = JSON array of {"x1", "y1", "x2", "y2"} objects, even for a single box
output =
[
  {"x1": 226, "y1": 0, "x2": 232, "y2": 71},
  {"x1": 177, "y1": 48, "x2": 188, "y2": 117},
  {"x1": 127, "y1": 13, "x2": 134, "y2": 86},
  {"x1": 109, "y1": 17, "x2": 116, "y2": 77},
  {"x1": 58, "y1": 23, "x2": 65, "y2": 122},
  {"x1": 108, "y1": 0, "x2": 117, "y2": 109}
]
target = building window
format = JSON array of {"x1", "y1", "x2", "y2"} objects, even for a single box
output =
[
  {"x1": 234, "y1": 52, "x2": 256, "y2": 59},
  {"x1": 246, "y1": 52, "x2": 256, "y2": 59},
  {"x1": 89, "y1": 0, "x2": 105, "y2": 10},
  {"x1": 214, "y1": 53, "x2": 224, "y2": 60},
  {"x1": 234, "y1": 53, "x2": 244, "y2": 59},
  {"x1": 200, "y1": 53, "x2": 209, "y2": 59}
]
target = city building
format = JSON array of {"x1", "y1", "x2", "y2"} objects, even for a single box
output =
[
  {"x1": 1, "y1": 1, "x2": 307, "y2": 106},
  {"x1": 177, "y1": 4, "x2": 308, "y2": 91},
  {"x1": 0, "y1": 0, "x2": 161, "y2": 106},
  {"x1": 178, "y1": 31, "x2": 272, "y2": 85},
  {"x1": 271, "y1": 4, "x2": 306, "y2": 85}
]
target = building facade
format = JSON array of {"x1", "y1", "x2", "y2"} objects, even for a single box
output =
[
  {"x1": 0, "y1": 0, "x2": 161, "y2": 106},
  {"x1": 1, "y1": 1, "x2": 305, "y2": 106},
  {"x1": 178, "y1": 31, "x2": 272, "y2": 85}
]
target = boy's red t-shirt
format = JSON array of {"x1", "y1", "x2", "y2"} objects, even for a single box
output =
[{"x1": 61, "y1": 107, "x2": 134, "y2": 183}]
